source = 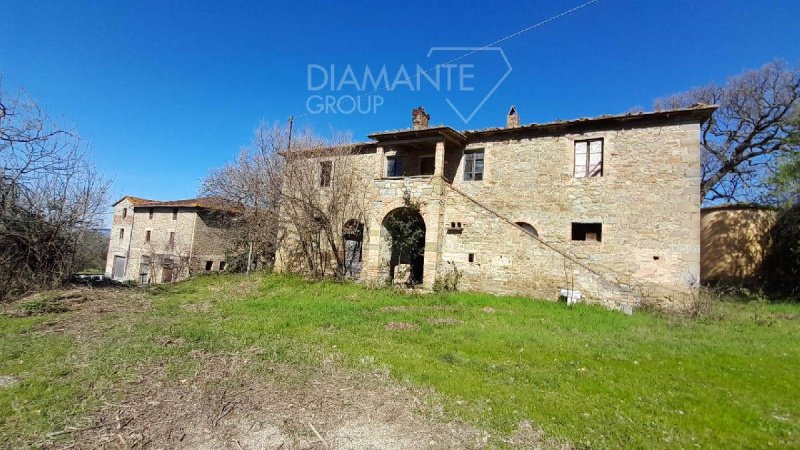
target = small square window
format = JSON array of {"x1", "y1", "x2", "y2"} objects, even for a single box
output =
[
  {"x1": 320, "y1": 161, "x2": 332, "y2": 187},
  {"x1": 463, "y1": 150, "x2": 484, "y2": 181},
  {"x1": 468, "y1": 253, "x2": 475, "y2": 263},
  {"x1": 205, "y1": 260, "x2": 213, "y2": 271},
  {"x1": 571, "y1": 223, "x2": 602, "y2": 242},
  {"x1": 219, "y1": 261, "x2": 226, "y2": 271}
]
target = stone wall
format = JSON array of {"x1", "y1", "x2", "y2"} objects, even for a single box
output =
[
  {"x1": 189, "y1": 210, "x2": 231, "y2": 274},
  {"x1": 105, "y1": 199, "x2": 135, "y2": 278},
  {"x1": 276, "y1": 117, "x2": 704, "y2": 310},
  {"x1": 443, "y1": 122, "x2": 702, "y2": 308},
  {"x1": 125, "y1": 206, "x2": 198, "y2": 283},
  {"x1": 700, "y1": 206, "x2": 777, "y2": 285}
]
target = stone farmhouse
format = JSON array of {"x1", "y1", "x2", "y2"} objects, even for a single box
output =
[
  {"x1": 276, "y1": 105, "x2": 716, "y2": 310},
  {"x1": 105, "y1": 196, "x2": 236, "y2": 284}
]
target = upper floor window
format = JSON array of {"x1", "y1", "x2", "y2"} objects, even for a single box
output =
[
  {"x1": 386, "y1": 156, "x2": 404, "y2": 177},
  {"x1": 574, "y1": 139, "x2": 603, "y2": 178},
  {"x1": 148, "y1": 208, "x2": 154, "y2": 219},
  {"x1": 119, "y1": 228, "x2": 125, "y2": 240},
  {"x1": 168, "y1": 232, "x2": 175, "y2": 246},
  {"x1": 320, "y1": 161, "x2": 332, "y2": 187},
  {"x1": 122, "y1": 208, "x2": 127, "y2": 219},
  {"x1": 145, "y1": 230, "x2": 151, "y2": 243},
  {"x1": 172, "y1": 208, "x2": 178, "y2": 220},
  {"x1": 463, "y1": 150, "x2": 484, "y2": 181}
]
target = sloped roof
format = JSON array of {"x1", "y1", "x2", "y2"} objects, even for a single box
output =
[
  {"x1": 111, "y1": 195, "x2": 156, "y2": 206},
  {"x1": 464, "y1": 104, "x2": 718, "y2": 139},
  {"x1": 128, "y1": 196, "x2": 242, "y2": 213},
  {"x1": 368, "y1": 126, "x2": 467, "y2": 144}
]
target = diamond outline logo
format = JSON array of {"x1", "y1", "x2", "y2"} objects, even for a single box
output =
[{"x1": 426, "y1": 47, "x2": 513, "y2": 124}]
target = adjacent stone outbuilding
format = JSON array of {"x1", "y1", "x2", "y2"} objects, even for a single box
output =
[{"x1": 105, "y1": 196, "x2": 237, "y2": 284}]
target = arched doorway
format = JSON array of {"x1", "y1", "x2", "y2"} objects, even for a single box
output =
[{"x1": 382, "y1": 207, "x2": 426, "y2": 285}]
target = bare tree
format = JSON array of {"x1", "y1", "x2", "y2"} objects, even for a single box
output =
[
  {"x1": 204, "y1": 119, "x2": 371, "y2": 279},
  {"x1": 655, "y1": 61, "x2": 800, "y2": 203},
  {"x1": 279, "y1": 138, "x2": 371, "y2": 279},
  {"x1": 201, "y1": 122, "x2": 290, "y2": 271},
  {"x1": 0, "y1": 82, "x2": 109, "y2": 299}
]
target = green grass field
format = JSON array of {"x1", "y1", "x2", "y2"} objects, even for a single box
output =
[{"x1": 1, "y1": 273, "x2": 799, "y2": 448}]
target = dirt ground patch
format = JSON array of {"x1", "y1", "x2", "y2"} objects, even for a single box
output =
[
  {"x1": 69, "y1": 352, "x2": 488, "y2": 449},
  {"x1": 384, "y1": 321, "x2": 419, "y2": 331}
]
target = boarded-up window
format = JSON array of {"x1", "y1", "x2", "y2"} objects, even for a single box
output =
[
  {"x1": 386, "y1": 156, "x2": 404, "y2": 177},
  {"x1": 571, "y1": 223, "x2": 602, "y2": 242},
  {"x1": 320, "y1": 161, "x2": 332, "y2": 187},
  {"x1": 463, "y1": 150, "x2": 484, "y2": 181},
  {"x1": 574, "y1": 139, "x2": 603, "y2": 178}
]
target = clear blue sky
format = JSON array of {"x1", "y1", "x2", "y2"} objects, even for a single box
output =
[{"x1": 2, "y1": 0, "x2": 799, "y2": 208}]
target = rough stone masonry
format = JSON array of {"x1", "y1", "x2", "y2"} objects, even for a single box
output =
[{"x1": 276, "y1": 104, "x2": 716, "y2": 311}]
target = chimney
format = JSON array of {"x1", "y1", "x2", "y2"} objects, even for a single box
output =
[
  {"x1": 412, "y1": 106, "x2": 430, "y2": 129},
  {"x1": 506, "y1": 106, "x2": 520, "y2": 128}
]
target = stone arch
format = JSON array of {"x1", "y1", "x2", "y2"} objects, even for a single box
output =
[
  {"x1": 381, "y1": 207, "x2": 426, "y2": 285},
  {"x1": 516, "y1": 221, "x2": 539, "y2": 238}
]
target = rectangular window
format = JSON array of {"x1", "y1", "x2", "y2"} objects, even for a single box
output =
[
  {"x1": 172, "y1": 208, "x2": 178, "y2": 220},
  {"x1": 571, "y1": 223, "x2": 602, "y2": 242},
  {"x1": 320, "y1": 161, "x2": 332, "y2": 187},
  {"x1": 574, "y1": 139, "x2": 603, "y2": 178},
  {"x1": 168, "y1": 232, "x2": 175, "y2": 245},
  {"x1": 122, "y1": 208, "x2": 127, "y2": 219},
  {"x1": 463, "y1": 150, "x2": 484, "y2": 181},
  {"x1": 219, "y1": 261, "x2": 226, "y2": 271},
  {"x1": 205, "y1": 260, "x2": 213, "y2": 271},
  {"x1": 119, "y1": 228, "x2": 124, "y2": 240},
  {"x1": 145, "y1": 230, "x2": 151, "y2": 242},
  {"x1": 419, "y1": 156, "x2": 435, "y2": 175},
  {"x1": 148, "y1": 208, "x2": 154, "y2": 219},
  {"x1": 386, "y1": 156, "x2": 404, "y2": 177}
]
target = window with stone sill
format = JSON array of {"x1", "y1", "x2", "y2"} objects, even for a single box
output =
[
  {"x1": 463, "y1": 150, "x2": 484, "y2": 181},
  {"x1": 574, "y1": 139, "x2": 603, "y2": 178}
]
